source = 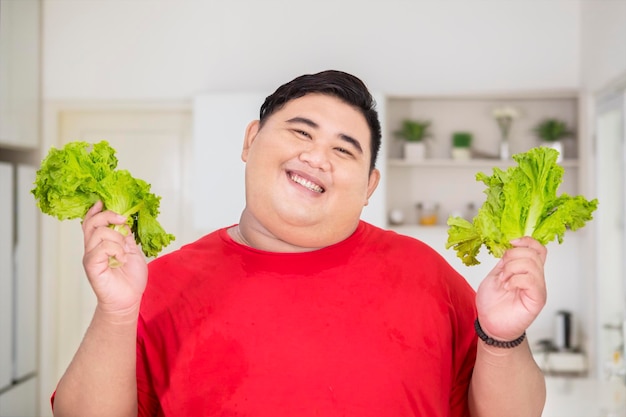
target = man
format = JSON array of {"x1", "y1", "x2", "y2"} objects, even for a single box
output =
[{"x1": 52, "y1": 70, "x2": 547, "y2": 417}]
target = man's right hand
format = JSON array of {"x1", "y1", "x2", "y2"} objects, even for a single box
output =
[
  {"x1": 53, "y1": 200, "x2": 144, "y2": 417},
  {"x1": 81, "y1": 200, "x2": 148, "y2": 317}
]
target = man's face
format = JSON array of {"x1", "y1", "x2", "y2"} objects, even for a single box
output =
[{"x1": 241, "y1": 93, "x2": 380, "y2": 249}]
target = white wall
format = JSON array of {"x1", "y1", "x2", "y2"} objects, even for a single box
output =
[
  {"x1": 41, "y1": 0, "x2": 626, "y2": 382},
  {"x1": 41, "y1": 0, "x2": 585, "y2": 328},
  {"x1": 43, "y1": 0, "x2": 580, "y2": 99},
  {"x1": 41, "y1": 0, "x2": 585, "y2": 338},
  {"x1": 581, "y1": 0, "x2": 626, "y2": 94}
]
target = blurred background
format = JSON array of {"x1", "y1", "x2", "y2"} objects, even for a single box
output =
[{"x1": 0, "y1": 1, "x2": 625, "y2": 415}]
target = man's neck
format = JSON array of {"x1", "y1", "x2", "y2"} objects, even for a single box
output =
[{"x1": 231, "y1": 210, "x2": 329, "y2": 253}]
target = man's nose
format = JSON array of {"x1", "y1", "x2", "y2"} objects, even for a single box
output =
[{"x1": 299, "y1": 144, "x2": 332, "y2": 171}]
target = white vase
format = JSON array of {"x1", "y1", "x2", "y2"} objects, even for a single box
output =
[
  {"x1": 452, "y1": 147, "x2": 471, "y2": 161},
  {"x1": 388, "y1": 208, "x2": 405, "y2": 225},
  {"x1": 404, "y1": 142, "x2": 426, "y2": 161},
  {"x1": 500, "y1": 140, "x2": 509, "y2": 160}
]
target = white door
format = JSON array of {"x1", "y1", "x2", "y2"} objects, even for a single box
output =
[{"x1": 51, "y1": 109, "x2": 196, "y2": 386}]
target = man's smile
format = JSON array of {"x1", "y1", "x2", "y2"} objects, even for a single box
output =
[{"x1": 288, "y1": 172, "x2": 325, "y2": 193}]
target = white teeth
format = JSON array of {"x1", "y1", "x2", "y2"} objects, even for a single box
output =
[{"x1": 289, "y1": 173, "x2": 324, "y2": 193}]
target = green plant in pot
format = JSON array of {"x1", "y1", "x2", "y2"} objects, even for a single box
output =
[
  {"x1": 533, "y1": 118, "x2": 574, "y2": 142},
  {"x1": 451, "y1": 132, "x2": 472, "y2": 160},
  {"x1": 394, "y1": 119, "x2": 432, "y2": 161},
  {"x1": 533, "y1": 118, "x2": 574, "y2": 162},
  {"x1": 394, "y1": 119, "x2": 432, "y2": 142}
]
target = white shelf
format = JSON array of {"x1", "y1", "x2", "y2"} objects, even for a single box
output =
[
  {"x1": 0, "y1": 0, "x2": 41, "y2": 149},
  {"x1": 383, "y1": 93, "x2": 581, "y2": 230},
  {"x1": 390, "y1": 224, "x2": 448, "y2": 234},
  {"x1": 388, "y1": 158, "x2": 579, "y2": 169},
  {"x1": 534, "y1": 351, "x2": 588, "y2": 375}
]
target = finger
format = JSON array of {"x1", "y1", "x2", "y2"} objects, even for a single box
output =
[
  {"x1": 83, "y1": 238, "x2": 129, "y2": 277},
  {"x1": 122, "y1": 231, "x2": 142, "y2": 255},
  {"x1": 84, "y1": 210, "x2": 127, "y2": 230},
  {"x1": 503, "y1": 273, "x2": 547, "y2": 310},
  {"x1": 500, "y1": 253, "x2": 543, "y2": 278},
  {"x1": 500, "y1": 246, "x2": 545, "y2": 281},
  {"x1": 486, "y1": 257, "x2": 505, "y2": 280},
  {"x1": 84, "y1": 225, "x2": 128, "y2": 253},
  {"x1": 503, "y1": 249, "x2": 542, "y2": 273},
  {"x1": 82, "y1": 210, "x2": 127, "y2": 242},
  {"x1": 499, "y1": 256, "x2": 546, "y2": 294},
  {"x1": 82, "y1": 201, "x2": 104, "y2": 231},
  {"x1": 510, "y1": 236, "x2": 547, "y2": 264},
  {"x1": 84, "y1": 200, "x2": 103, "y2": 219},
  {"x1": 501, "y1": 264, "x2": 544, "y2": 288}
]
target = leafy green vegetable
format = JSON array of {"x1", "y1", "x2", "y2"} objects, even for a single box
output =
[
  {"x1": 31, "y1": 140, "x2": 175, "y2": 258},
  {"x1": 446, "y1": 147, "x2": 597, "y2": 266}
]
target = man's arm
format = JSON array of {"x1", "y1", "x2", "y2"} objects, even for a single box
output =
[
  {"x1": 52, "y1": 202, "x2": 148, "y2": 417},
  {"x1": 53, "y1": 307, "x2": 140, "y2": 417},
  {"x1": 469, "y1": 340, "x2": 546, "y2": 417},
  {"x1": 469, "y1": 236, "x2": 548, "y2": 417}
]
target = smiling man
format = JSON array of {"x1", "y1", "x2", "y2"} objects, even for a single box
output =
[
  {"x1": 52, "y1": 70, "x2": 547, "y2": 417},
  {"x1": 234, "y1": 92, "x2": 379, "y2": 252}
]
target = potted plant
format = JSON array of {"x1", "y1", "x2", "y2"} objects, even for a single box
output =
[
  {"x1": 394, "y1": 119, "x2": 432, "y2": 161},
  {"x1": 451, "y1": 132, "x2": 472, "y2": 160},
  {"x1": 533, "y1": 118, "x2": 574, "y2": 162}
]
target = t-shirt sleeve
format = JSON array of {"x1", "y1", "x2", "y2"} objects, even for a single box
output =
[
  {"x1": 445, "y1": 265, "x2": 478, "y2": 416},
  {"x1": 449, "y1": 325, "x2": 478, "y2": 416},
  {"x1": 137, "y1": 314, "x2": 159, "y2": 417}
]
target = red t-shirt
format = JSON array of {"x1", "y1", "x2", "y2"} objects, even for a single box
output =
[{"x1": 136, "y1": 221, "x2": 477, "y2": 416}]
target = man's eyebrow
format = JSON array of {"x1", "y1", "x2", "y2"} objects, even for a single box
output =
[
  {"x1": 338, "y1": 133, "x2": 363, "y2": 154},
  {"x1": 286, "y1": 116, "x2": 318, "y2": 128},
  {"x1": 286, "y1": 117, "x2": 364, "y2": 154}
]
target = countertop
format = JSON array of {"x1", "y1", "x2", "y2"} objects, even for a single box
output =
[{"x1": 543, "y1": 376, "x2": 626, "y2": 417}]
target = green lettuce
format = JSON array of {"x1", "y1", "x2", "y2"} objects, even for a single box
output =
[
  {"x1": 31, "y1": 140, "x2": 175, "y2": 258},
  {"x1": 446, "y1": 147, "x2": 598, "y2": 266}
]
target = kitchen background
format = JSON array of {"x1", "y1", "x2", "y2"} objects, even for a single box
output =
[{"x1": 0, "y1": 0, "x2": 625, "y2": 416}]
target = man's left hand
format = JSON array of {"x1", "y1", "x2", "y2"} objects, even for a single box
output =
[{"x1": 475, "y1": 236, "x2": 548, "y2": 341}]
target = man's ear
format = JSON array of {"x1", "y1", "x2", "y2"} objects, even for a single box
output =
[
  {"x1": 241, "y1": 120, "x2": 260, "y2": 162},
  {"x1": 364, "y1": 168, "x2": 381, "y2": 206}
]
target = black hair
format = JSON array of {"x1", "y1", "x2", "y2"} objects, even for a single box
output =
[{"x1": 259, "y1": 70, "x2": 382, "y2": 172}]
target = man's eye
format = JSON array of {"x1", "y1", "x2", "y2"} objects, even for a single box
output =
[
  {"x1": 294, "y1": 129, "x2": 311, "y2": 138},
  {"x1": 335, "y1": 147, "x2": 353, "y2": 156}
]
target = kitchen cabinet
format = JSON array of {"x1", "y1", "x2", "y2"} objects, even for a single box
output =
[
  {"x1": 382, "y1": 93, "x2": 580, "y2": 228},
  {"x1": 0, "y1": 377, "x2": 37, "y2": 417},
  {"x1": 0, "y1": 162, "x2": 39, "y2": 416},
  {"x1": 380, "y1": 93, "x2": 590, "y2": 359},
  {"x1": 0, "y1": 162, "x2": 14, "y2": 391},
  {"x1": 542, "y1": 376, "x2": 626, "y2": 417},
  {"x1": 14, "y1": 165, "x2": 38, "y2": 379},
  {"x1": 0, "y1": 0, "x2": 41, "y2": 149}
]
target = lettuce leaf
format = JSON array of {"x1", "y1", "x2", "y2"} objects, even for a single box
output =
[
  {"x1": 31, "y1": 140, "x2": 175, "y2": 258},
  {"x1": 446, "y1": 147, "x2": 598, "y2": 266}
]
